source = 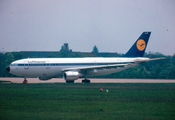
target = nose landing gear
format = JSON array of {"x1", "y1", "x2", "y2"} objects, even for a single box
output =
[{"x1": 23, "y1": 78, "x2": 28, "y2": 84}]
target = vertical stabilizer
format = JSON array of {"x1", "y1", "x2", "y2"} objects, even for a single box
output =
[{"x1": 123, "y1": 32, "x2": 151, "y2": 57}]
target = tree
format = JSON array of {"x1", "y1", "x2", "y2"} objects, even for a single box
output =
[
  {"x1": 92, "y1": 45, "x2": 99, "y2": 54},
  {"x1": 60, "y1": 43, "x2": 72, "y2": 52},
  {"x1": 5, "y1": 53, "x2": 15, "y2": 65}
]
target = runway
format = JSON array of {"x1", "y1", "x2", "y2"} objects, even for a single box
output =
[{"x1": 0, "y1": 77, "x2": 175, "y2": 84}]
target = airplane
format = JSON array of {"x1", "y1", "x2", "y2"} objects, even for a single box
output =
[{"x1": 6, "y1": 32, "x2": 164, "y2": 84}]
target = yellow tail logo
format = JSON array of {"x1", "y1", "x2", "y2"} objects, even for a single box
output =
[{"x1": 137, "y1": 39, "x2": 146, "y2": 51}]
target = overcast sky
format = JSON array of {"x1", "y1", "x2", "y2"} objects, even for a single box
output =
[{"x1": 0, "y1": 0, "x2": 175, "y2": 55}]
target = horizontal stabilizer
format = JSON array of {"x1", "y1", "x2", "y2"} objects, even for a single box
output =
[{"x1": 135, "y1": 57, "x2": 165, "y2": 63}]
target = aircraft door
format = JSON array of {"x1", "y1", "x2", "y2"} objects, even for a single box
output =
[
  {"x1": 24, "y1": 61, "x2": 29, "y2": 69},
  {"x1": 94, "y1": 61, "x2": 96, "y2": 65},
  {"x1": 46, "y1": 61, "x2": 50, "y2": 69}
]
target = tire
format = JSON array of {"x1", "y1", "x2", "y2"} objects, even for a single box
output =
[{"x1": 66, "y1": 81, "x2": 74, "y2": 83}]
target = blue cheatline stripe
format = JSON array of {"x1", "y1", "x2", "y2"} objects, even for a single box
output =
[{"x1": 14, "y1": 62, "x2": 135, "y2": 67}]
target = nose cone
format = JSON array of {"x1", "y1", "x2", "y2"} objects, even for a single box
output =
[{"x1": 6, "y1": 66, "x2": 10, "y2": 72}]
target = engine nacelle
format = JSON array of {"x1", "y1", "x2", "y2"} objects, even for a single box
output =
[{"x1": 63, "y1": 71, "x2": 82, "y2": 81}]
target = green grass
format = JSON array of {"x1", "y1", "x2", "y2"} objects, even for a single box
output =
[{"x1": 0, "y1": 83, "x2": 175, "y2": 120}]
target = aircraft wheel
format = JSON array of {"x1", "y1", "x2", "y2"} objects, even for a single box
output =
[
  {"x1": 23, "y1": 79, "x2": 28, "y2": 84},
  {"x1": 66, "y1": 81, "x2": 74, "y2": 83},
  {"x1": 82, "y1": 79, "x2": 91, "y2": 83},
  {"x1": 86, "y1": 79, "x2": 90, "y2": 83}
]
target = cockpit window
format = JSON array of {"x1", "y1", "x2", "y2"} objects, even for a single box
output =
[{"x1": 10, "y1": 64, "x2": 18, "y2": 66}]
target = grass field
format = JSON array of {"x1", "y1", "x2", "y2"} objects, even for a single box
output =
[{"x1": 0, "y1": 83, "x2": 175, "y2": 120}]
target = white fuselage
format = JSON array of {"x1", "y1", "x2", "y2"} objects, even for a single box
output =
[
  {"x1": 9, "y1": 57, "x2": 149, "y2": 80},
  {"x1": 6, "y1": 32, "x2": 154, "y2": 82}
]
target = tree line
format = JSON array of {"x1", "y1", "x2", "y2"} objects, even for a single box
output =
[{"x1": 0, "y1": 51, "x2": 175, "y2": 79}]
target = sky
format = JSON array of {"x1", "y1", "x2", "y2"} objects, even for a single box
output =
[{"x1": 0, "y1": 0, "x2": 175, "y2": 55}]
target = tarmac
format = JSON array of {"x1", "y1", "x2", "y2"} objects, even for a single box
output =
[{"x1": 0, "y1": 77, "x2": 175, "y2": 84}]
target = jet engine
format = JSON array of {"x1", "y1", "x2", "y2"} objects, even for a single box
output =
[{"x1": 63, "y1": 71, "x2": 83, "y2": 81}]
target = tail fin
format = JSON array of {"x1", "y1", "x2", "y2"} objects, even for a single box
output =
[{"x1": 123, "y1": 32, "x2": 151, "y2": 57}]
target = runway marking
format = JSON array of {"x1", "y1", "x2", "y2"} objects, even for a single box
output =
[{"x1": 0, "y1": 78, "x2": 175, "y2": 84}]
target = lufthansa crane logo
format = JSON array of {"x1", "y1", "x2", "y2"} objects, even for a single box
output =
[{"x1": 137, "y1": 39, "x2": 146, "y2": 51}]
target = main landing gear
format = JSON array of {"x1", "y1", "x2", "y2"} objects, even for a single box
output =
[
  {"x1": 66, "y1": 80, "x2": 74, "y2": 83},
  {"x1": 23, "y1": 78, "x2": 28, "y2": 84},
  {"x1": 82, "y1": 79, "x2": 91, "y2": 83}
]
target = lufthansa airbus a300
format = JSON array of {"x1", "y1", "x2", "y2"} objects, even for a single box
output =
[{"x1": 6, "y1": 32, "x2": 163, "y2": 84}]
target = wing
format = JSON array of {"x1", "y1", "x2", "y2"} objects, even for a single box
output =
[{"x1": 62, "y1": 64, "x2": 128, "y2": 72}]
